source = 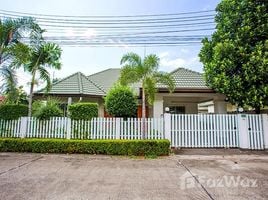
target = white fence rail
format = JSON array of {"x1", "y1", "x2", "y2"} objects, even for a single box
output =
[{"x1": 0, "y1": 114, "x2": 267, "y2": 150}]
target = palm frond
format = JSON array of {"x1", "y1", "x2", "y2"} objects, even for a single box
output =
[
  {"x1": 0, "y1": 65, "x2": 17, "y2": 94},
  {"x1": 143, "y1": 77, "x2": 157, "y2": 105},
  {"x1": 154, "y1": 72, "x2": 175, "y2": 93},
  {"x1": 38, "y1": 67, "x2": 51, "y2": 92},
  {"x1": 120, "y1": 52, "x2": 142, "y2": 66},
  {"x1": 119, "y1": 65, "x2": 141, "y2": 85},
  {"x1": 143, "y1": 54, "x2": 160, "y2": 74},
  {"x1": 8, "y1": 42, "x2": 31, "y2": 68}
]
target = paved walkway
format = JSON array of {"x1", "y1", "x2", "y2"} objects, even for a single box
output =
[{"x1": 0, "y1": 152, "x2": 267, "y2": 200}]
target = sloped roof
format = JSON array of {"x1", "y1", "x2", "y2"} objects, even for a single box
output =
[
  {"x1": 35, "y1": 67, "x2": 210, "y2": 96},
  {"x1": 88, "y1": 68, "x2": 141, "y2": 94},
  {"x1": 36, "y1": 72, "x2": 105, "y2": 96},
  {"x1": 88, "y1": 68, "x2": 121, "y2": 92},
  {"x1": 158, "y1": 67, "x2": 209, "y2": 89},
  {"x1": 89, "y1": 67, "x2": 210, "y2": 91}
]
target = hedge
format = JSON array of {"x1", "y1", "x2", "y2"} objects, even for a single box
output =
[
  {"x1": 0, "y1": 138, "x2": 170, "y2": 156},
  {"x1": 0, "y1": 104, "x2": 28, "y2": 120},
  {"x1": 68, "y1": 103, "x2": 98, "y2": 120}
]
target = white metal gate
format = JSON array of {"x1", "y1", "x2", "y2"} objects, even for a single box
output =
[
  {"x1": 246, "y1": 115, "x2": 264, "y2": 150},
  {"x1": 170, "y1": 114, "x2": 239, "y2": 148}
]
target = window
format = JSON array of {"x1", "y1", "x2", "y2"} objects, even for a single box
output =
[{"x1": 169, "y1": 106, "x2": 185, "y2": 114}]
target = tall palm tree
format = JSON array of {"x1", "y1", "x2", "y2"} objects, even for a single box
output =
[
  {"x1": 0, "y1": 17, "x2": 41, "y2": 98},
  {"x1": 13, "y1": 40, "x2": 62, "y2": 116},
  {"x1": 120, "y1": 52, "x2": 175, "y2": 138}
]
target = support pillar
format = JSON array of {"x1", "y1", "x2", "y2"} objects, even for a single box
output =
[
  {"x1": 214, "y1": 100, "x2": 227, "y2": 114},
  {"x1": 262, "y1": 114, "x2": 268, "y2": 149},
  {"x1": 153, "y1": 95, "x2": 164, "y2": 118}
]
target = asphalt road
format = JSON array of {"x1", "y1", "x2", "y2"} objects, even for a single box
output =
[{"x1": 0, "y1": 152, "x2": 267, "y2": 200}]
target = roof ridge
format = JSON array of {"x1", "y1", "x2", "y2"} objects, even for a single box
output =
[
  {"x1": 170, "y1": 67, "x2": 203, "y2": 75},
  {"x1": 77, "y1": 72, "x2": 83, "y2": 94},
  {"x1": 82, "y1": 73, "x2": 106, "y2": 94},
  {"x1": 88, "y1": 68, "x2": 121, "y2": 77}
]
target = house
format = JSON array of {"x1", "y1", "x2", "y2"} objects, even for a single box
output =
[{"x1": 34, "y1": 67, "x2": 228, "y2": 117}]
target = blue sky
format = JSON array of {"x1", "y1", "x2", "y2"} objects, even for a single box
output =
[{"x1": 1, "y1": 0, "x2": 221, "y2": 89}]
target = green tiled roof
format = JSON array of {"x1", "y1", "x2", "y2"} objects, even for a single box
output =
[
  {"x1": 36, "y1": 72, "x2": 105, "y2": 96},
  {"x1": 88, "y1": 68, "x2": 141, "y2": 94},
  {"x1": 158, "y1": 67, "x2": 209, "y2": 89},
  {"x1": 90, "y1": 67, "x2": 210, "y2": 92},
  {"x1": 88, "y1": 68, "x2": 121, "y2": 92},
  {"x1": 36, "y1": 67, "x2": 210, "y2": 96}
]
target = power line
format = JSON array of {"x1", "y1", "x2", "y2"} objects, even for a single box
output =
[
  {"x1": 0, "y1": 12, "x2": 215, "y2": 22},
  {"x1": 0, "y1": 9, "x2": 215, "y2": 18},
  {"x1": 0, "y1": 9, "x2": 215, "y2": 47}
]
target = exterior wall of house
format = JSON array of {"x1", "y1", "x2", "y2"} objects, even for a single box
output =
[{"x1": 152, "y1": 92, "x2": 228, "y2": 117}]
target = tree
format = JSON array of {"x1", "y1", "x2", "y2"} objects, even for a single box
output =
[
  {"x1": 105, "y1": 84, "x2": 137, "y2": 118},
  {"x1": 199, "y1": 0, "x2": 268, "y2": 113},
  {"x1": 4, "y1": 86, "x2": 28, "y2": 105},
  {"x1": 0, "y1": 17, "x2": 41, "y2": 96},
  {"x1": 120, "y1": 52, "x2": 175, "y2": 138},
  {"x1": 13, "y1": 40, "x2": 62, "y2": 117}
]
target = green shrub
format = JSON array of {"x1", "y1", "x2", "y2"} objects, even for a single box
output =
[
  {"x1": 105, "y1": 84, "x2": 137, "y2": 118},
  {"x1": 33, "y1": 98, "x2": 63, "y2": 120},
  {"x1": 0, "y1": 138, "x2": 170, "y2": 156},
  {"x1": 68, "y1": 103, "x2": 98, "y2": 120},
  {"x1": 34, "y1": 104, "x2": 63, "y2": 120},
  {"x1": 0, "y1": 104, "x2": 28, "y2": 120}
]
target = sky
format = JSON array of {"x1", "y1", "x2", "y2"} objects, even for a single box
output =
[{"x1": 1, "y1": 0, "x2": 221, "y2": 91}]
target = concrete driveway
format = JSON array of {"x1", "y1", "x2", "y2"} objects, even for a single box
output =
[{"x1": 0, "y1": 152, "x2": 267, "y2": 200}]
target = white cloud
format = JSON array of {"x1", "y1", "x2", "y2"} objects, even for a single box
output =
[
  {"x1": 158, "y1": 51, "x2": 202, "y2": 72},
  {"x1": 159, "y1": 51, "x2": 169, "y2": 58}
]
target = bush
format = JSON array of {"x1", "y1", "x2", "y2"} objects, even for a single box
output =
[
  {"x1": 68, "y1": 103, "x2": 98, "y2": 120},
  {"x1": 34, "y1": 104, "x2": 63, "y2": 120},
  {"x1": 33, "y1": 98, "x2": 63, "y2": 120},
  {"x1": 105, "y1": 84, "x2": 137, "y2": 118},
  {"x1": 0, "y1": 138, "x2": 170, "y2": 156},
  {"x1": 0, "y1": 104, "x2": 28, "y2": 120}
]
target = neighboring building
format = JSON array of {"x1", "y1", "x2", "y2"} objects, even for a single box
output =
[
  {"x1": 0, "y1": 96, "x2": 5, "y2": 104},
  {"x1": 34, "y1": 67, "x2": 228, "y2": 117}
]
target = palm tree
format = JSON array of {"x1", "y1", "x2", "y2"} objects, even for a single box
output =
[
  {"x1": 120, "y1": 52, "x2": 175, "y2": 138},
  {"x1": 13, "y1": 40, "x2": 62, "y2": 116},
  {"x1": 0, "y1": 17, "x2": 41, "y2": 98}
]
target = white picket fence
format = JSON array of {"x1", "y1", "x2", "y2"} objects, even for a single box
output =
[
  {"x1": 0, "y1": 114, "x2": 267, "y2": 150},
  {"x1": 0, "y1": 117, "x2": 163, "y2": 140}
]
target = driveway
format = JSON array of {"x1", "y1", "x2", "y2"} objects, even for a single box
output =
[{"x1": 0, "y1": 152, "x2": 267, "y2": 200}]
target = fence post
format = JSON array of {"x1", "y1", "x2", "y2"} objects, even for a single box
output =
[
  {"x1": 19, "y1": 117, "x2": 28, "y2": 138},
  {"x1": 262, "y1": 114, "x2": 268, "y2": 149},
  {"x1": 66, "y1": 118, "x2": 71, "y2": 139},
  {"x1": 164, "y1": 113, "x2": 171, "y2": 144},
  {"x1": 115, "y1": 118, "x2": 120, "y2": 139},
  {"x1": 238, "y1": 114, "x2": 249, "y2": 149}
]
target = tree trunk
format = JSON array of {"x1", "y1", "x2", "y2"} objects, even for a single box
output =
[
  {"x1": 255, "y1": 106, "x2": 261, "y2": 114},
  {"x1": 28, "y1": 73, "x2": 36, "y2": 117},
  {"x1": 142, "y1": 87, "x2": 146, "y2": 139}
]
